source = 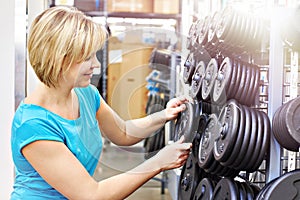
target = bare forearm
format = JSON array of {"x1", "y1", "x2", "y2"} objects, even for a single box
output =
[
  {"x1": 122, "y1": 110, "x2": 167, "y2": 145},
  {"x1": 93, "y1": 157, "x2": 161, "y2": 200}
]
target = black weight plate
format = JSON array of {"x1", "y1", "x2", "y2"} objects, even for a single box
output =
[
  {"x1": 191, "y1": 19, "x2": 203, "y2": 48},
  {"x1": 232, "y1": 59, "x2": 243, "y2": 100},
  {"x1": 245, "y1": 64, "x2": 257, "y2": 106},
  {"x1": 261, "y1": 170, "x2": 300, "y2": 200},
  {"x1": 203, "y1": 159, "x2": 220, "y2": 174},
  {"x1": 250, "y1": 184, "x2": 261, "y2": 198},
  {"x1": 250, "y1": 111, "x2": 271, "y2": 171},
  {"x1": 197, "y1": 16, "x2": 211, "y2": 46},
  {"x1": 222, "y1": 101, "x2": 246, "y2": 166},
  {"x1": 249, "y1": 64, "x2": 260, "y2": 105},
  {"x1": 214, "y1": 100, "x2": 240, "y2": 163},
  {"x1": 198, "y1": 114, "x2": 219, "y2": 169},
  {"x1": 192, "y1": 113, "x2": 209, "y2": 161},
  {"x1": 238, "y1": 109, "x2": 260, "y2": 170},
  {"x1": 202, "y1": 58, "x2": 218, "y2": 101},
  {"x1": 227, "y1": 58, "x2": 238, "y2": 100},
  {"x1": 174, "y1": 102, "x2": 197, "y2": 143},
  {"x1": 245, "y1": 111, "x2": 264, "y2": 171},
  {"x1": 183, "y1": 53, "x2": 196, "y2": 85},
  {"x1": 186, "y1": 21, "x2": 197, "y2": 50},
  {"x1": 237, "y1": 181, "x2": 247, "y2": 200},
  {"x1": 178, "y1": 155, "x2": 199, "y2": 200},
  {"x1": 256, "y1": 177, "x2": 278, "y2": 200},
  {"x1": 225, "y1": 10, "x2": 242, "y2": 46},
  {"x1": 272, "y1": 103, "x2": 299, "y2": 151},
  {"x1": 280, "y1": 101, "x2": 300, "y2": 151},
  {"x1": 216, "y1": 6, "x2": 234, "y2": 41},
  {"x1": 223, "y1": 9, "x2": 239, "y2": 44},
  {"x1": 286, "y1": 96, "x2": 300, "y2": 144},
  {"x1": 242, "y1": 63, "x2": 254, "y2": 106},
  {"x1": 213, "y1": 57, "x2": 232, "y2": 105},
  {"x1": 193, "y1": 178, "x2": 215, "y2": 200},
  {"x1": 236, "y1": 13, "x2": 248, "y2": 48},
  {"x1": 232, "y1": 105, "x2": 256, "y2": 169},
  {"x1": 207, "y1": 11, "x2": 221, "y2": 45},
  {"x1": 212, "y1": 178, "x2": 239, "y2": 200},
  {"x1": 241, "y1": 181, "x2": 255, "y2": 200},
  {"x1": 191, "y1": 61, "x2": 206, "y2": 99},
  {"x1": 235, "y1": 62, "x2": 248, "y2": 104}
]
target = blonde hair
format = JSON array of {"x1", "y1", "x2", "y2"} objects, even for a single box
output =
[{"x1": 27, "y1": 6, "x2": 107, "y2": 88}]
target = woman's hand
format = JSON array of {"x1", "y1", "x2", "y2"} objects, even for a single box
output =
[
  {"x1": 151, "y1": 136, "x2": 192, "y2": 171},
  {"x1": 164, "y1": 96, "x2": 189, "y2": 121}
]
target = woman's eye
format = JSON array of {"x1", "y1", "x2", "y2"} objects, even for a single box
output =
[{"x1": 85, "y1": 56, "x2": 92, "y2": 61}]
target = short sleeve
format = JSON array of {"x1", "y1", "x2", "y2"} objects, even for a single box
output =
[{"x1": 15, "y1": 119, "x2": 65, "y2": 154}]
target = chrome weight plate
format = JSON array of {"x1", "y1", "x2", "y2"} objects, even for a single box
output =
[
  {"x1": 191, "y1": 61, "x2": 206, "y2": 99},
  {"x1": 202, "y1": 58, "x2": 218, "y2": 101},
  {"x1": 214, "y1": 99, "x2": 240, "y2": 163},
  {"x1": 213, "y1": 57, "x2": 233, "y2": 105},
  {"x1": 183, "y1": 53, "x2": 196, "y2": 85}
]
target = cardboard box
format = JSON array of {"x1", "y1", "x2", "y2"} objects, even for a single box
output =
[
  {"x1": 74, "y1": 0, "x2": 104, "y2": 11},
  {"x1": 107, "y1": 0, "x2": 153, "y2": 13},
  {"x1": 107, "y1": 38, "x2": 154, "y2": 120},
  {"x1": 153, "y1": 0, "x2": 180, "y2": 14}
]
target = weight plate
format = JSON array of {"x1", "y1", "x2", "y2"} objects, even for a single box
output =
[
  {"x1": 232, "y1": 106, "x2": 256, "y2": 170},
  {"x1": 227, "y1": 58, "x2": 238, "y2": 99},
  {"x1": 207, "y1": 11, "x2": 221, "y2": 45},
  {"x1": 245, "y1": 64, "x2": 257, "y2": 106},
  {"x1": 251, "y1": 65, "x2": 260, "y2": 105},
  {"x1": 232, "y1": 59, "x2": 243, "y2": 100},
  {"x1": 237, "y1": 181, "x2": 247, "y2": 200},
  {"x1": 216, "y1": 6, "x2": 234, "y2": 41},
  {"x1": 186, "y1": 21, "x2": 197, "y2": 50},
  {"x1": 261, "y1": 170, "x2": 300, "y2": 200},
  {"x1": 174, "y1": 102, "x2": 198, "y2": 143},
  {"x1": 212, "y1": 178, "x2": 239, "y2": 200},
  {"x1": 223, "y1": 9, "x2": 239, "y2": 44},
  {"x1": 193, "y1": 178, "x2": 215, "y2": 200},
  {"x1": 225, "y1": 10, "x2": 242, "y2": 46},
  {"x1": 214, "y1": 100, "x2": 240, "y2": 163},
  {"x1": 241, "y1": 63, "x2": 254, "y2": 106},
  {"x1": 183, "y1": 53, "x2": 196, "y2": 85},
  {"x1": 198, "y1": 114, "x2": 219, "y2": 169},
  {"x1": 213, "y1": 57, "x2": 232, "y2": 105},
  {"x1": 245, "y1": 111, "x2": 264, "y2": 172},
  {"x1": 238, "y1": 106, "x2": 257, "y2": 170},
  {"x1": 273, "y1": 102, "x2": 300, "y2": 151},
  {"x1": 250, "y1": 111, "x2": 270, "y2": 171},
  {"x1": 202, "y1": 58, "x2": 218, "y2": 101},
  {"x1": 236, "y1": 13, "x2": 248, "y2": 48},
  {"x1": 178, "y1": 155, "x2": 201, "y2": 200},
  {"x1": 235, "y1": 62, "x2": 247, "y2": 104},
  {"x1": 286, "y1": 96, "x2": 300, "y2": 144},
  {"x1": 223, "y1": 102, "x2": 245, "y2": 167},
  {"x1": 197, "y1": 16, "x2": 211, "y2": 46},
  {"x1": 191, "y1": 61, "x2": 206, "y2": 99},
  {"x1": 192, "y1": 113, "x2": 208, "y2": 162},
  {"x1": 191, "y1": 19, "x2": 203, "y2": 48},
  {"x1": 280, "y1": 101, "x2": 300, "y2": 151},
  {"x1": 241, "y1": 181, "x2": 255, "y2": 200}
]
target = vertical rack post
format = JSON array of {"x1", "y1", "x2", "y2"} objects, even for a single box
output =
[{"x1": 266, "y1": 7, "x2": 284, "y2": 182}]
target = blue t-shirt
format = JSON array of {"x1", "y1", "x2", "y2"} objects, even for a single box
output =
[{"x1": 10, "y1": 85, "x2": 103, "y2": 199}]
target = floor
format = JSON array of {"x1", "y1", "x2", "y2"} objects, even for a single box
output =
[{"x1": 93, "y1": 142, "x2": 173, "y2": 200}]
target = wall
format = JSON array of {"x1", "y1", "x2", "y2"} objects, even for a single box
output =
[{"x1": 0, "y1": 0, "x2": 16, "y2": 199}]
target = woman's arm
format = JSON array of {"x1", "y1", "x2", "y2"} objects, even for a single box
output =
[
  {"x1": 97, "y1": 96, "x2": 188, "y2": 146},
  {"x1": 22, "y1": 137, "x2": 191, "y2": 200}
]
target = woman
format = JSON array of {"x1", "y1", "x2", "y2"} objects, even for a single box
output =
[{"x1": 11, "y1": 6, "x2": 191, "y2": 200}]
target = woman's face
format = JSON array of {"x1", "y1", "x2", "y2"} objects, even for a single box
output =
[{"x1": 68, "y1": 53, "x2": 101, "y2": 88}]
